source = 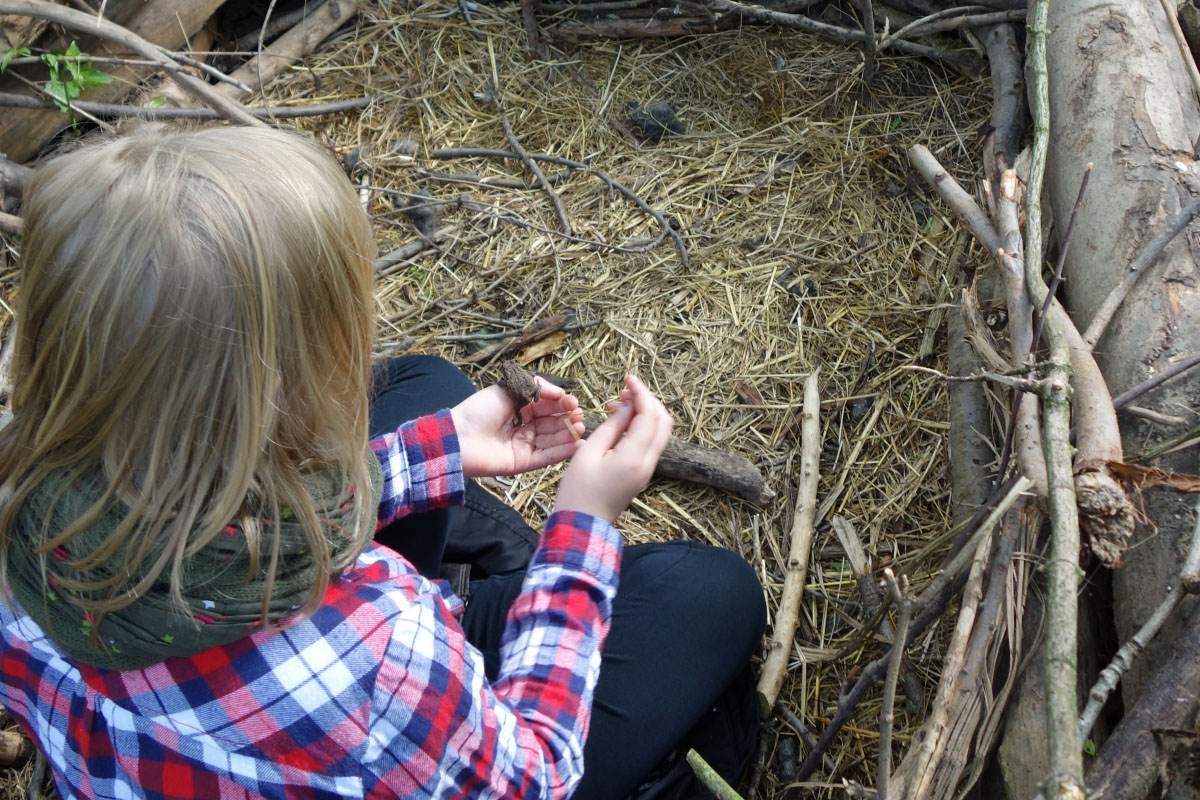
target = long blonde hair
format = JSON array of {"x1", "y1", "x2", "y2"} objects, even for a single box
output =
[{"x1": 0, "y1": 124, "x2": 378, "y2": 625}]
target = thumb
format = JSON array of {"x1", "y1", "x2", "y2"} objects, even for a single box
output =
[{"x1": 583, "y1": 400, "x2": 634, "y2": 451}]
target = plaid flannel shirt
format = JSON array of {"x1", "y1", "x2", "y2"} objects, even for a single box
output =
[{"x1": 0, "y1": 410, "x2": 623, "y2": 800}]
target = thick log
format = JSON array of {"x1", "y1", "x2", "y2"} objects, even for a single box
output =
[
  {"x1": 0, "y1": 0, "x2": 228, "y2": 162},
  {"x1": 1046, "y1": 0, "x2": 1200, "y2": 704},
  {"x1": 582, "y1": 416, "x2": 774, "y2": 505}
]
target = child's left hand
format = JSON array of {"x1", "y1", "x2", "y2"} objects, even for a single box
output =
[{"x1": 450, "y1": 380, "x2": 585, "y2": 478}]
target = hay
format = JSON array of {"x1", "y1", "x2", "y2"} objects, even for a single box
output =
[{"x1": 0, "y1": 2, "x2": 991, "y2": 796}]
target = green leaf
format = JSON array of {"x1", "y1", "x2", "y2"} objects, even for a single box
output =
[
  {"x1": 1083, "y1": 739, "x2": 1096, "y2": 757},
  {"x1": 79, "y1": 66, "x2": 112, "y2": 88},
  {"x1": 144, "y1": 96, "x2": 166, "y2": 108},
  {"x1": 42, "y1": 52, "x2": 59, "y2": 73},
  {"x1": 64, "y1": 41, "x2": 81, "y2": 58},
  {"x1": 0, "y1": 46, "x2": 31, "y2": 74}
]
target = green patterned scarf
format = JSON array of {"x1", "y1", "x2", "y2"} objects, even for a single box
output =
[{"x1": 6, "y1": 458, "x2": 381, "y2": 671}]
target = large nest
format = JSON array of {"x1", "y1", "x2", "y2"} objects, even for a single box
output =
[{"x1": 0, "y1": 2, "x2": 990, "y2": 796}]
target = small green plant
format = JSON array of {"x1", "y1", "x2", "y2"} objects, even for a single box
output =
[{"x1": 1, "y1": 41, "x2": 112, "y2": 124}]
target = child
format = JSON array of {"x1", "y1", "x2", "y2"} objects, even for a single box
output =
[{"x1": 0, "y1": 125, "x2": 765, "y2": 800}]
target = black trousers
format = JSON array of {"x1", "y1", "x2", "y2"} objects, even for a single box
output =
[{"x1": 370, "y1": 356, "x2": 766, "y2": 799}]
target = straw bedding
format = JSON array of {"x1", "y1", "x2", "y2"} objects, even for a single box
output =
[{"x1": 0, "y1": 2, "x2": 990, "y2": 795}]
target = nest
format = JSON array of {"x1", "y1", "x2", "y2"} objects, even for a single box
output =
[{"x1": 0, "y1": 1, "x2": 992, "y2": 796}]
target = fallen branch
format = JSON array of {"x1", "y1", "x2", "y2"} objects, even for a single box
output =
[
  {"x1": 215, "y1": 0, "x2": 360, "y2": 101},
  {"x1": 482, "y1": 85, "x2": 571, "y2": 236},
  {"x1": 686, "y1": 749, "x2": 745, "y2": 800},
  {"x1": 694, "y1": 0, "x2": 985, "y2": 67},
  {"x1": 463, "y1": 313, "x2": 569, "y2": 365},
  {"x1": 0, "y1": 91, "x2": 375, "y2": 120},
  {"x1": 877, "y1": 568, "x2": 912, "y2": 800},
  {"x1": 757, "y1": 369, "x2": 820, "y2": 711},
  {"x1": 1077, "y1": 500, "x2": 1200, "y2": 739},
  {"x1": 880, "y1": 7, "x2": 1025, "y2": 47},
  {"x1": 0, "y1": 0, "x2": 263, "y2": 127},
  {"x1": 775, "y1": 701, "x2": 836, "y2": 774},
  {"x1": 0, "y1": 728, "x2": 32, "y2": 767},
  {"x1": 582, "y1": 411, "x2": 775, "y2": 503},
  {"x1": 830, "y1": 515, "x2": 925, "y2": 707},
  {"x1": 430, "y1": 147, "x2": 688, "y2": 267},
  {"x1": 1084, "y1": 598, "x2": 1200, "y2": 799},
  {"x1": 793, "y1": 476, "x2": 1033, "y2": 784},
  {"x1": 1082, "y1": 197, "x2": 1200, "y2": 348},
  {"x1": 908, "y1": 145, "x2": 1004, "y2": 255},
  {"x1": 1026, "y1": 4, "x2": 1085, "y2": 796}
]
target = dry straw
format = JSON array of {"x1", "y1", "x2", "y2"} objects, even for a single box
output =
[{"x1": 0, "y1": 2, "x2": 989, "y2": 795}]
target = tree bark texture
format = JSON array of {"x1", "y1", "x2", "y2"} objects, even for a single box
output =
[{"x1": 1045, "y1": 0, "x2": 1200, "y2": 705}]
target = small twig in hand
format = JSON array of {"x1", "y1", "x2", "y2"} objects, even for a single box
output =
[
  {"x1": 878, "y1": 569, "x2": 912, "y2": 800},
  {"x1": 686, "y1": 749, "x2": 746, "y2": 800},
  {"x1": 1030, "y1": 163, "x2": 1091, "y2": 355},
  {"x1": 1084, "y1": 197, "x2": 1200, "y2": 348},
  {"x1": 757, "y1": 369, "x2": 821, "y2": 710},
  {"x1": 481, "y1": 82, "x2": 572, "y2": 236}
]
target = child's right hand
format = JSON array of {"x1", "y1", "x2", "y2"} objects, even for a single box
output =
[{"x1": 553, "y1": 375, "x2": 674, "y2": 524}]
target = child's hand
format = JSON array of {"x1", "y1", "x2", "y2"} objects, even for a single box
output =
[
  {"x1": 450, "y1": 380, "x2": 585, "y2": 478},
  {"x1": 554, "y1": 375, "x2": 674, "y2": 524}
]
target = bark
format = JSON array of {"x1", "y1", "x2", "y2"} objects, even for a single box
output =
[
  {"x1": 0, "y1": 0, "x2": 228, "y2": 162},
  {"x1": 582, "y1": 416, "x2": 775, "y2": 504},
  {"x1": 1045, "y1": 0, "x2": 1200, "y2": 704},
  {"x1": 1085, "y1": 601, "x2": 1200, "y2": 799}
]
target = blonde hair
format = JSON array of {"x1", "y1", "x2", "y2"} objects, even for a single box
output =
[{"x1": 0, "y1": 124, "x2": 378, "y2": 625}]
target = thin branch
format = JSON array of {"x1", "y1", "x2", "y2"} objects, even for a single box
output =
[
  {"x1": 1030, "y1": 164, "x2": 1091, "y2": 354},
  {"x1": 880, "y1": 6, "x2": 1024, "y2": 48},
  {"x1": 0, "y1": 0, "x2": 263, "y2": 127},
  {"x1": 878, "y1": 569, "x2": 912, "y2": 800},
  {"x1": 482, "y1": 84, "x2": 572, "y2": 236},
  {"x1": 775, "y1": 701, "x2": 837, "y2": 774},
  {"x1": 1084, "y1": 197, "x2": 1200, "y2": 348},
  {"x1": 907, "y1": 145, "x2": 1004, "y2": 255},
  {"x1": 1027, "y1": 2, "x2": 1085, "y2": 796},
  {"x1": 693, "y1": 0, "x2": 984, "y2": 67},
  {"x1": 904, "y1": 364, "x2": 1042, "y2": 393},
  {"x1": 1111, "y1": 354, "x2": 1200, "y2": 409},
  {"x1": 0, "y1": 92, "x2": 375, "y2": 120},
  {"x1": 686, "y1": 749, "x2": 746, "y2": 800},
  {"x1": 1185, "y1": 497, "x2": 1200, "y2": 594},
  {"x1": 757, "y1": 368, "x2": 820, "y2": 710},
  {"x1": 430, "y1": 147, "x2": 688, "y2": 267},
  {"x1": 793, "y1": 476, "x2": 1033, "y2": 783},
  {"x1": 1160, "y1": 0, "x2": 1200, "y2": 103}
]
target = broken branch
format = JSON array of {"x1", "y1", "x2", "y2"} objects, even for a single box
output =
[{"x1": 757, "y1": 368, "x2": 820, "y2": 711}]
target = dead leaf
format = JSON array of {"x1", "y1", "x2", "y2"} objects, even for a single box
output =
[
  {"x1": 1086, "y1": 460, "x2": 1200, "y2": 493},
  {"x1": 517, "y1": 331, "x2": 567, "y2": 365}
]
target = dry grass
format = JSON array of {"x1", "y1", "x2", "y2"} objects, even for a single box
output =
[{"x1": 0, "y1": 1, "x2": 991, "y2": 796}]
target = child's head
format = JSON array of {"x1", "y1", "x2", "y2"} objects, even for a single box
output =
[{"x1": 1, "y1": 125, "x2": 378, "y2": 621}]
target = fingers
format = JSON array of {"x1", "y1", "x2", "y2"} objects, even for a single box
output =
[
  {"x1": 612, "y1": 375, "x2": 673, "y2": 456},
  {"x1": 583, "y1": 398, "x2": 635, "y2": 451}
]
